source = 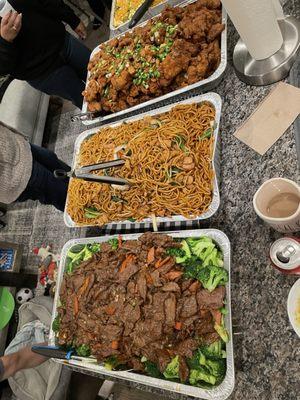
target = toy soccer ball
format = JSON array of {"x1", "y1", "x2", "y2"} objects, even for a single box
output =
[{"x1": 16, "y1": 288, "x2": 34, "y2": 305}]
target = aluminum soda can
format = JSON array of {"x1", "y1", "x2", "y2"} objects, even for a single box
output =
[{"x1": 270, "y1": 237, "x2": 300, "y2": 275}]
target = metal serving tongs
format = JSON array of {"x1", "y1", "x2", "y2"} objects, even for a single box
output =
[
  {"x1": 32, "y1": 345, "x2": 98, "y2": 363},
  {"x1": 54, "y1": 159, "x2": 129, "y2": 186},
  {"x1": 71, "y1": 111, "x2": 99, "y2": 123}
]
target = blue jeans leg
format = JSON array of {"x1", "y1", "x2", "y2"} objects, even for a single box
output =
[
  {"x1": 28, "y1": 34, "x2": 91, "y2": 108},
  {"x1": 17, "y1": 146, "x2": 70, "y2": 212},
  {"x1": 17, "y1": 160, "x2": 69, "y2": 212},
  {"x1": 30, "y1": 144, "x2": 71, "y2": 173},
  {"x1": 61, "y1": 32, "x2": 91, "y2": 82},
  {"x1": 28, "y1": 65, "x2": 85, "y2": 108}
]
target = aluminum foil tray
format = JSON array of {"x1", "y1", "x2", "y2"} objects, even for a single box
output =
[
  {"x1": 49, "y1": 229, "x2": 235, "y2": 400},
  {"x1": 110, "y1": 0, "x2": 183, "y2": 34},
  {"x1": 64, "y1": 92, "x2": 221, "y2": 228},
  {"x1": 81, "y1": 0, "x2": 227, "y2": 125}
]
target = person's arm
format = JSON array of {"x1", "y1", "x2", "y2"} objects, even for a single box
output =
[
  {"x1": 0, "y1": 344, "x2": 47, "y2": 382},
  {"x1": 0, "y1": 12, "x2": 22, "y2": 75}
]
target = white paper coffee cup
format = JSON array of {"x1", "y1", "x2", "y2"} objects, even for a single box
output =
[
  {"x1": 253, "y1": 178, "x2": 300, "y2": 233},
  {"x1": 0, "y1": 1, "x2": 16, "y2": 18}
]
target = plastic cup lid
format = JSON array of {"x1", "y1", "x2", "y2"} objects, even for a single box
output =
[{"x1": 0, "y1": 287, "x2": 15, "y2": 330}]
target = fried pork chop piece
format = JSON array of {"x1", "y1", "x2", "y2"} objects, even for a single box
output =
[
  {"x1": 83, "y1": 80, "x2": 98, "y2": 102},
  {"x1": 111, "y1": 70, "x2": 132, "y2": 91},
  {"x1": 87, "y1": 101, "x2": 102, "y2": 112},
  {"x1": 208, "y1": 22, "x2": 225, "y2": 42}
]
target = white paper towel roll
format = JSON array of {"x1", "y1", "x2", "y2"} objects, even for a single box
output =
[
  {"x1": 272, "y1": 0, "x2": 285, "y2": 20},
  {"x1": 221, "y1": 0, "x2": 283, "y2": 60}
]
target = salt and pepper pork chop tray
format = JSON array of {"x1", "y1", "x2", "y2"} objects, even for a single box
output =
[
  {"x1": 51, "y1": 231, "x2": 234, "y2": 399},
  {"x1": 83, "y1": 0, "x2": 225, "y2": 115}
]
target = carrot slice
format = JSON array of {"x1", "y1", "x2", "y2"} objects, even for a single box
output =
[
  {"x1": 165, "y1": 270, "x2": 183, "y2": 280},
  {"x1": 118, "y1": 235, "x2": 122, "y2": 248},
  {"x1": 119, "y1": 254, "x2": 135, "y2": 273},
  {"x1": 111, "y1": 340, "x2": 119, "y2": 350},
  {"x1": 155, "y1": 256, "x2": 171, "y2": 269},
  {"x1": 78, "y1": 276, "x2": 90, "y2": 297},
  {"x1": 106, "y1": 305, "x2": 116, "y2": 315},
  {"x1": 147, "y1": 247, "x2": 155, "y2": 263},
  {"x1": 146, "y1": 273, "x2": 153, "y2": 284},
  {"x1": 154, "y1": 258, "x2": 162, "y2": 268},
  {"x1": 189, "y1": 281, "x2": 200, "y2": 293},
  {"x1": 73, "y1": 295, "x2": 79, "y2": 316},
  {"x1": 211, "y1": 309, "x2": 222, "y2": 325},
  {"x1": 175, "y1": 321, "x2": 182, "y2": 330}
]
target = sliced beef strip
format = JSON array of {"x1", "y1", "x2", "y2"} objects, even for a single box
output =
[
  {"x1": 162, "y1": 282, "x2": 181, "y2": 292},
  {"x1": 202, "y1": 331, "x2": 220, "y2": 344},
  {"x1": 196, "y1": 286, "x2": 226, "y2": 309},
  {"x1": 118, "y1": 261, "x2": 140, "y2": 284},
  {"x1": 180, "y1": 294, "x2": 198, "y2": 318},
  {"x1": 152, "y1": 292, "x2": 169, "y2": 321},
  {"x1": 72, "y1": 275, "x2": 85, "y2": 291},
  {"x1": 136, "y1": 272, "x2": 147, "y2": 301},
  {"x1": 157, "y1": 349, "x2": 172, "y2": 373},
  {"x1": 175, "y1": 338, "x2": 199, "y2": 358},
  {"x1": 122, "y1": 240, "x2": 143, "y2": 254},
  {"x1": 99, "y1": 324, "x2": 123, "y2": 341},
  {"x1": 121, "y1": 303, "x2": 141, "y2": 325},
  {"x1": 179, "y1": 356, "x2": 189, "y2": 382},
  {"x1": 158, "y1": 258, "x2": 176, "y2": 275},
  {"x1": 131, "y1": 319, "x2": 163, "y2": 348},
  {"x1": 194, "y1": 313, "x2": 215, "y2": 335},
  {"x1": 181, "y1": 279, "x2": 194, "y2": 291},
  {"x1": 130, "y1": 357, "x2": 145, "y2": 371},
  {"x1": 150, "y1": 270, "x2": 163, "y2": 287},
  {"x1": 164, "y1": 293, "x2": 176, "y2": 327},
  {"x1": 183, "y1": 315, "x2": 199, "y2": 328}
]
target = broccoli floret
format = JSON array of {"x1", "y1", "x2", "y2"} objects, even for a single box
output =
[
  {"x1": 144, "y1": 361, "x2": 162, "y2": 378},
  {"x1": 87, "y1": 243, "x2": 101, "y2": 253},
  {"x1": 66, "y1": 243, "x2": 100, "y2": 274},
  {"x1": 214, "y1": 322, "x2": 229, "y2": 343},
  {"x1": 141, "y1": 356, "x2": 162, "y2": 378},
  {"x1": 76, "y1": 344, "x2": 91, "y2": 357},
  {"x1": 188, "y1": 346, "x2": 227, "y2": 387},
  {"x1": 189, "y1": 367, "x2": 216, "y2": 386},
  {"x1": 108, "y1": 238, "x2": 119, "y2": 250},
  {"x1": 163, "y1": 355, "x2": 179, "y2": 379},
  {"x1": 182, "y1": 256, "x2": 203, "y2": 279},
  {"x1": 186, "y1": 237, "x2": 224, "y2": 268},
  {"x1": 187, "y1": 349, "x2": 206, "y2": 370},
  {"x1": 166, "y1": 240, "x2": 191, "y2": 263},
  {"x1": 197, "y1": 265, "x2": 228, "y2": 292},
  {"x1": 203, "y1": 248, "x2": 224, "y2": 268},
  {"x1": 200, "y1": 340, "x2": 223, "y2": 360},
  {"x1": 104, "y1": 355, "x2": 120, "y2": 370},
  {"x1": 175, "y1": 240, "x2": 192, "y2": 263},
  {"x1": 52, "y1": 316, "x2": 60, "y2": 333},
  {"x1": 165, "y1": 247, "x2": 185, "y2": 258},
  {"x1": 186, "y1": 237, "x2": 214, "y2": 260},
  {"x1": 206, "y1": 358, "x2": 226, "y2": 379}
]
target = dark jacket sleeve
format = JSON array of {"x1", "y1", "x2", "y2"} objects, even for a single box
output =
[
  {"x1": 0, "y1": 37, "x2": 17, "y2": 75},
  {"x1": 30, "y1": 0, "x2": 80, "y2": 30}
]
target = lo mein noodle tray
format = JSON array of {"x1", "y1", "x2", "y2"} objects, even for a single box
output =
[{"x1": 65, "y1": 94, "x2": 221, "y2": 227}]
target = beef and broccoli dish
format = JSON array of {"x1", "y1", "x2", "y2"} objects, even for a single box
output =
[{"x1": 54, "y1": 233, "x2": 229, "y2": 388}]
